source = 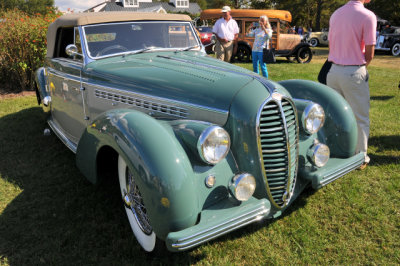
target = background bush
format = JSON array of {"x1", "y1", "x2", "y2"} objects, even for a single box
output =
[{"x1": 0, "y1": 9, "x2": 59, "y2": 93}]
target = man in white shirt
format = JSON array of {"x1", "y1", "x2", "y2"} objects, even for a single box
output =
[{"x1": 212, "y1": 6, "x2": 239, "y2": 62}]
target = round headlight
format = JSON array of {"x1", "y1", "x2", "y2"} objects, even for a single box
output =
[
  {"x1": 303, "y1": 103, "x2": 325, "y2": 134},
  {"x1": 307, "y1": 143, "x2": 330, "y2": 167},
  {"x1": 197, "y1": 126, "x2": 230, "y2": 164},
  {"x1": 229, "y1": 173, "x2": 256, "y2": 201}
]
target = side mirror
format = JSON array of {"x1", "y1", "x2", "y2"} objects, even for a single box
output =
[{"x1": 65, "y1": 44, "x2": 82, "y2": 57}]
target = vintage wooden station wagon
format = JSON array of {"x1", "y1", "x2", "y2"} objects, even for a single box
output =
[{"x1": 35, "y1": 12, "x2": 365, "y2": 253}]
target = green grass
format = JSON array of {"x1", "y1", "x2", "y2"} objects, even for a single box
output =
[{"x1": 1, "y1": 51, "x2": 399, "y2": 265}]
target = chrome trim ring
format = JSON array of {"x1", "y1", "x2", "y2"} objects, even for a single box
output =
[
  {"x1": 197, "y1": 125, "x2": 231, "y2": 165},
  {"x1": 303, "y1": 103, "x2": 325, "y2": 135}
]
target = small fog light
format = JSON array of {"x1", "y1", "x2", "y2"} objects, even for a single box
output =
[
  {"x1": 229, "y1": 173, "x2": 256, "y2": 201},
  {"x1": 205, "y1": 175, "x2": 216, "y2": 188},
  {"x1": 307, "y1": 143, "x2": 330, "y2": 167}
]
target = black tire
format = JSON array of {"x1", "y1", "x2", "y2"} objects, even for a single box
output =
[
  {"x1": 118, "y1": 156, "x2": 166, "y2": 254},
  {"x1": 296, "y1": 47, "x2": 313, "y2": 64},
  {"x1": 309, "y1": 38, "x2": 319, "y2": 47},
  {"x1": 391, "y1": 43, "x2": 400, "y2": 56},
  {"x1": 235, "y1": 45, "x2": 251, "y2": 62}
]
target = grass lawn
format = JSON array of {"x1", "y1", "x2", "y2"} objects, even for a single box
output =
[{"x1": 0, "y1": 49, "x2": 399, "y2": 265}]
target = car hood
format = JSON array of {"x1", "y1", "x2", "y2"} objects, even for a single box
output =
[{"x1": 84, "y1": 51, "x2": 257, "y2": 113}]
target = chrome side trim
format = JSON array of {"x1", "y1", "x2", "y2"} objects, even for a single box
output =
[
  {"x1": 48, "y1": 119, "x2": 77, "y2": 153},
  {"x1": 319, "y1": 159, "x2": 364, "y2": 187},
  {"x1": 171, "y1": 206, "x2": 269, "y2": 250}
]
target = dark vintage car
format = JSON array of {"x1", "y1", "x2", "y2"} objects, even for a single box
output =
[
  {"x1": 375, "y1": 26, "x2": 400, "y2": 56},
  {"x1": 35, "y1": 12, "x2": 365, "y2": 253}
]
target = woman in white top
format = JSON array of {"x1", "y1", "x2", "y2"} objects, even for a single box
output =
[{"x1": 247, "y1": 15, "x2": 273, "y2": 78}]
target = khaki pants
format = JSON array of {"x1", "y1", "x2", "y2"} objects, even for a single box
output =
[
  {"x1": 327, "y1": 64, "x2": 370, "y2": 156},
  {"x1": 215, "y1": 40, "x2": 234, "y2": 62}
]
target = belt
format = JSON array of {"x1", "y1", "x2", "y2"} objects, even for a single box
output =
[{"x1": 333, "y1": 63, "x2": 365, "y2": 67}]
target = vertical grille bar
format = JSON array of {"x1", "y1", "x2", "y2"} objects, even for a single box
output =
[{"x1": 257, "y1": 95, "x2": 299, "y2": 209}]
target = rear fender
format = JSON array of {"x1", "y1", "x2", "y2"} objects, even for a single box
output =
[{"x1": 76, "y1": 109, "x2": 198, "y2": 239}]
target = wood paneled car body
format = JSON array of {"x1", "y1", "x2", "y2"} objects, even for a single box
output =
[
  {"x1": 200, "y1": 9, "x2": 313, "y2": 63},
  {"x1": 35, "y1": 12, "x2": 365, "y2": 253}
]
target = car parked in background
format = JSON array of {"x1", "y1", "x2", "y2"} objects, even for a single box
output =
[
  {"x1": 197, "y1": 26, "x2": 214, "y2": 54},
  {"x1": 200, "y1": 9, "x2": 313, "y2": 63},
  {"x1": 307, "y1": 29, "x2": 329, "y2": 47},
  {"x1": 35, "y1": 11, "x2": 365, "y2": 254},
  {"x1": 375, "y1": 26, "x2": 400, "y2": 56}
]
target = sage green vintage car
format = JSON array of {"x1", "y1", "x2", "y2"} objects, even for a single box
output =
[{"x1": 35, "y1": 12, "x2": 365, "y2": 253}]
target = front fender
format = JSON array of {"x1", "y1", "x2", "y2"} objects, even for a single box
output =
[
  {"x1": 290, "y1": 43, "x2": 311, "y2": 55},
  {"x1": 278, "y1": 79, "x2": 358, "y2": 158},
  {"x1": 76, "y1": 109, "x2": 198, "y2": 239}
]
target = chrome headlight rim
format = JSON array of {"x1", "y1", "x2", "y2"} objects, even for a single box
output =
[
  {"x1": 307, "y1": 143, "x2": 330, "y2": 167},
  {"x1": 197, "y1": 125, "x2": 231, "y2": 165},
  {"x1": 303, "y1": 103, "x2": 325, "y2": 134},
  {"x1": 229, "y1": 173, "x2": 256, "y2": 202}
]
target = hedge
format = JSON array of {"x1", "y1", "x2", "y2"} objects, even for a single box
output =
[{"x1": 0, "y1": 9, "x2": 60, "y2": 92}]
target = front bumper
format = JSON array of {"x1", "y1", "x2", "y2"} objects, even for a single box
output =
[
  {"x1": 300, "y1": 152, "x2": 365, "y2": 189},
  {"x1": 166, "y1": 197, "x2": 270, "y2": 251}
]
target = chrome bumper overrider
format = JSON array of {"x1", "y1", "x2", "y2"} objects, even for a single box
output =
[
  {"x1": 166, "y1": 198, "x2": 270, "y2": 251},
  {"x1": 300, "y1": 152, "x2": 365, "y2": 189}
]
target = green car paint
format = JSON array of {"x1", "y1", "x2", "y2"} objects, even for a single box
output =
[{"x1": 35, "y1": 16, "x2": 366, "y2": 252}]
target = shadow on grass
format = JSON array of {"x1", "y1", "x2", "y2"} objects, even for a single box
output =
[
  {"x1": 370, "y1": 135, "x2": 400, "y2": 152},
  {"x1": 370, "y1": 96, "x2": 394, "y2": 101},
  {"x1": 0, "y1": 107, "x2": 205, "y2": 265},
  {"x1": 369, "y1": 135, "x2": 400, "y2": 166}
]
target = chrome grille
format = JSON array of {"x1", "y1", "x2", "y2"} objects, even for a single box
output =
[{"x1": 258, "y1": 96, "x2": 299, "y2": 209}]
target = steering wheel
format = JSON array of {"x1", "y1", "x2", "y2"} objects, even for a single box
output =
[{"x1": 96, "y1": 45, "x2": 129, "y2": 57}]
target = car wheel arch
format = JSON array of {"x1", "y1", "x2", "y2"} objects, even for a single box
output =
[{"x1": 75, "y1": 109, "x2": 199, "y2": 239}]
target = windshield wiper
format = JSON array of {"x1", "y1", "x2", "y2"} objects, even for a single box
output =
[
  {"x1": 174, "y1": 45, "x2": 200, "y2": 53},
  {"x1": 123, "y1": 47, "x2": 154, "y2": 57}
]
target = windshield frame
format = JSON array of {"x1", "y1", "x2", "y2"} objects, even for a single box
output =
[{"x1": 82, "y1": 20, "x2": 201, "y2": 60}]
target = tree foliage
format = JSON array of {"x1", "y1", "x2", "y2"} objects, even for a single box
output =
[
  {"x1": 0, "y1": 0, "x2": 55, "y2": 15},
  {"x1": 0, "y1": 9, "x2": 60, "y2": 92},
  {"x1": 203, "y1": 0, "x2": 400, "y2": 31}
]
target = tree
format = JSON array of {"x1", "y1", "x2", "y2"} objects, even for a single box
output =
[
  {"x1": 367, "y1": 0, "x2": 400, "y2": 26},
  {"x1": 274, "y1": 0, "x2": 346, "y2": 31},
  {"x1": 0, "y1": 0, "x2": 55, "y2": 15},
  {"x1": 195, "y1": 0, "x2": 207, "y2": 10}
]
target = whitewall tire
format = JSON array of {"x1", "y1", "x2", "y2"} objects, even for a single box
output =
[{"x1": 118, "y1": 155, "x2": 157, "y2": 252}]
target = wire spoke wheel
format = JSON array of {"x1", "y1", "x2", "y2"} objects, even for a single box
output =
[
  {"x1": 118, "y1": 156, "x2": 159, "y2": 252},
  {"x1": 126, "y1": 169, "x2": 153, "y2": 235}
]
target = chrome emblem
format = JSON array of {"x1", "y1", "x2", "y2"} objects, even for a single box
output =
[{"x1": 271, "y1": 91, "x2": 283, "y2": 101}]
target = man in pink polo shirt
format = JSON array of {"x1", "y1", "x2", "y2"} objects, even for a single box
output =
[{"x1": 327, "y1": 0, "x2": 377, "y2": 169}]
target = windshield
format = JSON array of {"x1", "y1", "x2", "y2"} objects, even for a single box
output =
[{"x1": 83, "y1": 21, "x2": 200, "y2": 59}]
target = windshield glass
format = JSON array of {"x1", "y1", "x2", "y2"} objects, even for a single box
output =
[{"x1": 83, "y1": 21, "x2": 200, "y2": 58}]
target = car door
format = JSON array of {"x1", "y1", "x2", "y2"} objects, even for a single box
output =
[{"x1": 47, "y1": 27, "x2": 88, "y2": 147}]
